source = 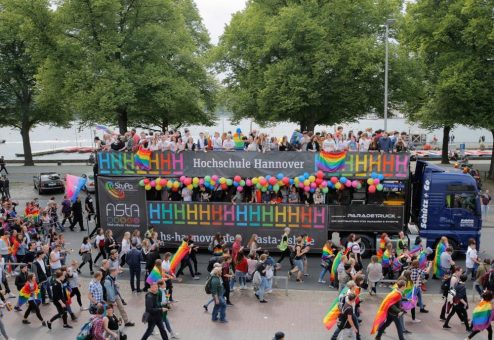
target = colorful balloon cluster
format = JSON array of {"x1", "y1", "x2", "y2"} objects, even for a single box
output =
[
  {"x1": 138, "y1": 171, "x2": 386, "y2": 194},
  {"x1": 366, "y1": 172, "x2": 385, "y2": 193}
]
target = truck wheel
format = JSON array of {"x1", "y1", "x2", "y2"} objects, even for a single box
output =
[{"x1": 358, "y1": 235, "x2": 373, "y2": 259}]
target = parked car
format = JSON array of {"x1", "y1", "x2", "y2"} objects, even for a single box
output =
[
  {"x1": 33, "y1": 172, "x2": 65, "y2": 194},
  {"x1": 82, "y1": 173, "x2": 95, "y2": 193}
]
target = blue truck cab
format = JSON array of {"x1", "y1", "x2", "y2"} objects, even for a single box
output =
[{"x1": 411, "y1": 161, "x2": 482, "y2": 253}]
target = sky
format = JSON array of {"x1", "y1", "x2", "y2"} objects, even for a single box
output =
[{"x1": 194, "y1": 0, "x2": 247, "y2": 45}]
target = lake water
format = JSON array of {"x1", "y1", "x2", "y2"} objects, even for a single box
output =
[{"x1": 0, "y1": 118, "x2": 491, "y2": 160}]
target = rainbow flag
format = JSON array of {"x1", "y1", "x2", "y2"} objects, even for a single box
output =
[
  {"x1": 169, "y1": 241, "x2": 191, "y2": 274},
  {"x1": 95, "y1": 125, "x2": 113, "y2": 134},
  {"x1": 382, "y1": 250, "x2": 391, "y2": 268},
  {"x1": 392, "y1": 258, "x2": 402, "y2": 272},
  {"x1": 146, "y1": 266, "x2": 162, "y2": 285},
  {"x1": 409, "y1": 244, "x2": 422, "y2": 256},
  {"x1": 433, "y1": 242, "x2": 447, "y2": 277},
  {"x1": 65, "y1": 174, "x2": 87, "y2": 203},
  {"x1": 418, "y1": 251, "x2": 428, "y2": 269},
  {"x1": 395, "y1": 281, "x2": 418, "y2": 311},
  {"x1": 316, "y1": 151, "x2": 346, "y2": 173},
  {"x1": 322, "y1": 245, "x2": 333, "y2": 261},
  {"x1": 322, "y1": 287, "x2": 349, "y2": 330},
  {"x1": 17, "y1": 281, "x2": 41, "y2": 307},
  {"x1": 472, "y1": 300, "x2": 494, "y2": 331},
  {"x1": 370, "y1": 290, "x2": 403, "y2": 334},
  {"x1": 330, "y1": 251, "x2": 343, "y2": 283},
  {"x1": 25, "y1": 212, "x2": 39, "y2": 222},
  {"x1": 134, "y1": 147, "x2": 152, "y2": 171}
]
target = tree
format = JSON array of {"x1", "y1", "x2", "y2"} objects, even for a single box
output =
[
  {"x1": 0, "y1": 0, "x2": 71, "y2": 166},
  {"x1": 215, "y1": 0, "x2": 402, "y2": 132},
  {"x1": 49, "y1": 0, "x2": 217, "y2": 134},
  {"x1": 401, "y1": 0, "x2": 494, "y2": 166}
]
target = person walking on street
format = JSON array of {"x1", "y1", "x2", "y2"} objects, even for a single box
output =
[
  {"x1": 69, "y1": 197, "x2": 85, "y2": 231},
  {"x1": 47, "y1": 270, "x2": 72, "y2": 329},
  {"x1": 0, "y1": 157, "x2": 8, "y2": 175},
  {"x1": 88, "y1": 271, "x2": 104, "y2": 313},
  {"x1": 374, "y1": 279, "x2": 407, "y2": 340},
  {"x1": 126, "y1": 241, "x2": 144, "y2": 293},
  {"x1": 331, "y1": 292, "x2": 359, "y2": 340},
  {"x1": 210, "y1": 266, "x2": 227, "y2": 322},
  {"x1": 104, "y1": 267, "x2": 135, "y2": 327},
  {"x1": 78, "y1": 236, "x2": 94, "y2": 275},
  {"x1": 466, "y1": 238, "x2": 481, "y2": 280},
  {"x1": 60, "y1": 196, "x2": 72, "y2": 228},
  {"x1": 141, "y1": 282, "x2": 169, "y2": 340},
  {"x1": 32, "y1": 251, "x2": 52, "y2": 304},
  {"x1": 467, "y1": 290, "x2": 493, "y2": 340},
  {"x1": 19, "y1": 273, "x2": 46, "y2": 326},
  {"x1": 481, "y1": 190, "x2": 491, "y2": 217},
  {"x1": 443, "y1": 274, "x2": 471, "y2": 332},
  {"x1": 2, "y1": 176, "x2": 9, "y2": 199},
  {"x1": 277, "y1": 228, "x2": 293, "y2": 269}
]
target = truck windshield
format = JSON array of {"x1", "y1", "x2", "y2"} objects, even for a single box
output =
[{"x1": 445, "y1": 193, "x2": 477, "y2": 214}]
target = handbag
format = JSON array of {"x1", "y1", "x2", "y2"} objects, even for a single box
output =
[{"x1": 141, "y1": 311, "x2": 150, "y2": 323}]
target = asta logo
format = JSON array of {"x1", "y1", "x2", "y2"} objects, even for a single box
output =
[{"x1": 104, "y1": 181, "x2": 133, "y2": 199}]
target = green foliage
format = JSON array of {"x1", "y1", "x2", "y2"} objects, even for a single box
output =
[
  {"x1": 47, "y1": 0, "x2": 217, "y2": 133},
  {"x1": 0, "y1": 0, "x2": 72, "y2": 165},
  {"x1": 215, "y1": 0, "x2": 402, "y2": 131}
]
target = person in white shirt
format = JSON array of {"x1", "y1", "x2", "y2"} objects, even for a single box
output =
[
  {"x1": 322, "y1": 134, "x2": 337, "y2": 152},
  {"x1": 358, "y1": 133, "x2": 370, "y2": 151},
  {"x1": 50, "y1": 245, "x2": 62, "y2": 274},
  {"x1": 212, "y1": 132, "x2": 223, "y2": 150},
  {"x1": 182, "y1": 186, "x2": 192, "y2": 202},
  {"x1": 223, "y1": 135, "x2": 235, "y2": 151},
  {"x1": 466, "y1": 238, "x2": 480, "y2": 280},
  {"x1": 120, "y1": 232, "x2": 131, "y2": 267}
]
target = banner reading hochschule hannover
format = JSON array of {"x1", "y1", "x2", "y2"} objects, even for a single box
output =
[{"x1": 97, "y1": 151, "x2": 410, "y2": 179}]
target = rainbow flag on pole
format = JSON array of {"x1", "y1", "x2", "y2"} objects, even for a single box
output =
[
  {"x1": 146, "y1": 266, "x2": 162, "y2": 285},
  {"x1": 395, "y1": 281, "x2": 418, "y2": 311},
  {"x1": 316, "y1": 151, "x2": 346, "y2": 173},
  {"x1": 330, "y1": 251, "x2": 343, "y2": 283},
  {"x1": 134, "y1": 147, "x2": 152, "y2": 171},
  {"x1": 370, "y1": 290, "x2": 403, "y2": 334},
  {"x1": 169, "y1": 241, "x2": 191, "y2": 274},
  {"x1": 65, "y1": 174, "x2": 87, "y2": 203},
  {"x1": 322, "y1": 287, "x2": 349, "y2": 330},
  {"x1": 471, "y1": 300, "x2": 494, "y2": 331}
]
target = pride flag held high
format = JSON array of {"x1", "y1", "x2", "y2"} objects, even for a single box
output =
[
  {"x1": 134, "y1": 147, "x2": 152, "y2": 171},
  {"x1": 65, "y1": 174, "x2": 87, "y2": 203}
]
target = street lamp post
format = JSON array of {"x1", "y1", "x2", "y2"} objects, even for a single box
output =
[{"x1": 384, "y1": 18, "x2": 396, "y2": 132}]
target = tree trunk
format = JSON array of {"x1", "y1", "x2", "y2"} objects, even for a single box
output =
[
  {"x1": 441, "y1": 125, "x2": 451, "y2": 164},
  {"x1": 117, "y1": 110, "x2": 128, "y2": 134},
  {"x1": 299, "y1": 118, "x2": 316, "y2": 133},
  {"x1": 489, "y1": 129, "x2": 494, "y2": 180},
  {"x1": 161, "y1": 117, "x2": 169, "y2": 133},
  {"x1": 20, "y1": 121, "x2": 34, "y2": 166}
]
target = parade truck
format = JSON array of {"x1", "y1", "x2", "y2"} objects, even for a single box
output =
[{"x1": 94, "y1": 150, "x2": 481, "y2": 257}]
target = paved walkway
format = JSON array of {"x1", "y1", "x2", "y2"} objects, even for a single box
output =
[{"x1": 1, "y1": 281, "x2": 480, "y2": 340}]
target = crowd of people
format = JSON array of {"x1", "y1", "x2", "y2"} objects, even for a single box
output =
[
  {"x1": 94, "y1": 127, "x2": 414, "y2": 153},
  {"x1": 1, "y1": 185, "x2": 494, "y2": 339}
]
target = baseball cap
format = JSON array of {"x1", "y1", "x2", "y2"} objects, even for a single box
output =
[{"x1": 273, "y1": 331, "x2": 285, "y2": 340}]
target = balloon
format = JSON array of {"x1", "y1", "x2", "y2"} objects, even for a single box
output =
[
  {"x1": 173, "y1": 181, "x2": 180, "y2": 188},
  {"x1": 321, "y1": 180, "x2": 328, "y2": 187},
  {"x1": 356, "y1": 182, "x2": 362, "y2": 189},
  {"x1": 282, "y1": 177, "x2": 290, "y2": 185},
  {"x1": 322, "y1": 187, "x2": 329, "y2": 193},
  {"x1": 299, "y1": 175, "x2": 305, "y2": 182},
  {"x1": 186, "y1": 184, "x2": 192, "y2": 190},
  {"x1": 294, "y1": 177, "x2": 300, "y2": 184},
  {"x1": 256, "y1": 183, "x2": 261, "y2": 189},
  {"x1": 239, "y1": 180, "x2": 245, "y2": 187},
  {"x1": 340, "y1": 177, "x2": 347, "y2": 184},
  {"x1": 316, "y1": 170, "x2": 324, "y2": 179},
  {"x1": 328, "y1": 182, "x2": 335, "y2": 189},
  {"x1": 335, "y1": 182, "x2": 342, "y2": 190},
  {"x1": 371, "y1": 172, "x2": 377, "y2": 179},
  {"x1": 261, "y1": 187, "x2": 267, "y2": 192},
  {"x1": 212, "y1": 175, "x2": 218, "y2": 181},
  {"x1": 377, "y1": 184, "x2": 384, "y2": 191},
  {"x1": 298, "y1": 182, "x2": 304, "y2": 188},
  {"x1": 310, "y1": 182, "x2": 317, "y2": 188},
  {"x1": 219, "y1": 177, "x2": 226, "y2": 184},
  {"x1": 145, "y1": 184, "x2": 151, "y2": 191},
  {"x1": 367, "y1": 178, "x2": 374, "y2": 185},
  {"x1": 277, "y1": 173, "x2": 284, "y2": 180},
  {"x1": 269, "y1": 177, "x2": 277, "y2": 185},
  {"x1": 268, "y1": 185, "x2": 273, "y2": 190},
  {"x1": 143, "y1": 178, "x2": 150, "y2": 185},
  {"x1": 156, "y1": 185, "x2": 163, "y2": 191},
  {"x1": 204, "y1": 175, "x2": 211, "y2": 182},
  {"x1": 373, "y1": 178, "x2": 380, "y2": 185},
  {"x1": 159, "y1": 179, "x2": 166, "y2": 186},
  {"x1": 304, "y1": 186, "x2": 310, "y2": 192},
  {"x1": 226, "y1": 179, "x2": 233, "y2": 186},
  {"x1": 345, "y1": 181, "x2": 352, "y2": 188},
  {"x1": 331, "y1": 177, "x2": 338, "y2": 184},
  {"x1": 166, "y1": 181, "x2": 173, "y2": 188},
  {"x1": 273, "y1": 184, "x2": 280, "y2": 192},
  {"x1": 184, "y1": 177, "x2": 192, "y2": 186},
  {"x1": 246, "y1": 179, "x2": 252, "y2": 186},
  {"x1": 237, "y1": 186, "x2": 244, "y2": 192},
  {"x1": 193, "y1": 177, "x2": 199, "y2": 184},
  {"x1": 266, "y1": 175, "x2": 271, "y2": 180},
  {"x1": 139, "y1": 180, "x2": 145, "y2": 187},
  {"x1": 309, "y1": 175, "x2": 316, "y2": 183},
  {"x1": 199, "y1": 178, "x2": 204, "y2": 185},
  {"x1": 252, "y1": 177, "x2": 258, "y2": 185},
  {"x1": 303, "y1": 172, "x2": 310, "y2": 179},
  {"x1": 150, "y1": 180, "x2": 156, "y2": 187},
  {"x1": 310, "y1": 188, "x2": 315, "y2": 193},
  {"x1": 315, "y1": 178, "x2": 323, "y2": 185},
  {"x1": 378, "y1": 174, "x2": 384, "y2": 180},
  {"x1": 179, "y1": 176, "x2": 185, "y2": 182},
  {"x1": 192, "y1": 183, "x2": 198, "y2": 188},
  {"x1": 221, "y1": 183, "x2": 228, "y2": 190},
  {"x1": 233, "y1": 181, "x2": 239, "y2": 187},
  {"x1": 289, "y1": 179, "x2": 294, "y2": 185},
  {"x1": 210, "y1": 180, "x2": 216, "y2": 186},
  {"x1": 260, "y1": 178, "x2": 268, "y2": 186},
  {"x1": 368, "y1": 185, "x2": 376, "y2": 193},
  {"x1": 234, "y1": 175, "x2": 241, "y2": 182}
]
